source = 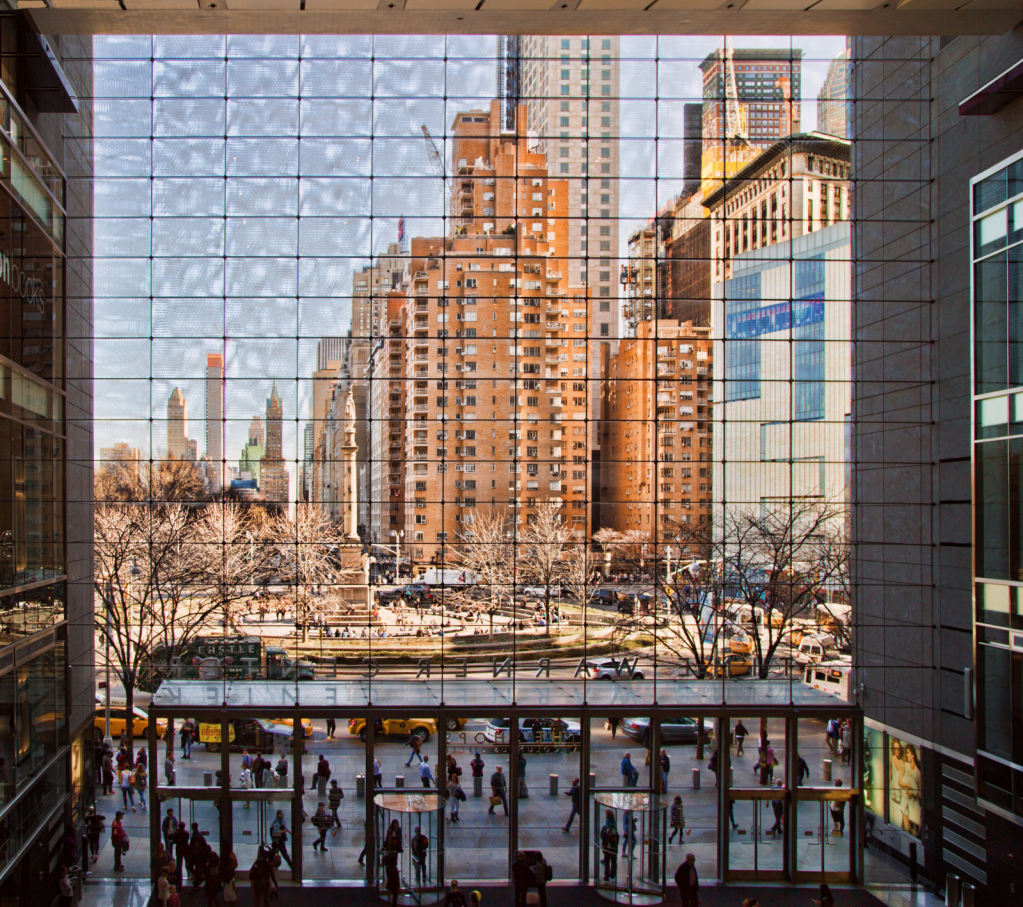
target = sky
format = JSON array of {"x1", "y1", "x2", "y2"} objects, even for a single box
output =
[{"x1": 90, "y1": 33, "x2": 847, "y2": 500}]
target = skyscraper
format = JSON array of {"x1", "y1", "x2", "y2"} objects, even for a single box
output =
[
  {"x1": 205, "y1": 353, "x2": 224, "y2": 491},
  {"x1": 817, "y1": 49, "x2": 849, "y2": 137},
  {"x1": 260, "y1": 383, "x2": 288, "y2": 503},
  {"x1": 167, "y1": 387, "x2": 190, "y2": 461}
]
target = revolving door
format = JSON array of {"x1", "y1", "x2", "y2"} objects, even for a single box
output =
[
  {"x1": 592, "y1": 792, "x2": 669, "y2": 904},
  {"x1": 375, "y1": 792, "x2": 446, "y2": 905}
]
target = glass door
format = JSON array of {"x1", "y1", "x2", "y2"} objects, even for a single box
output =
[
  {"x1": 725, "y1": 790, "x2": 786, "y2": 881},
  {"x1": 794, "y1": 788, "x2": 855, "y2": 882}
]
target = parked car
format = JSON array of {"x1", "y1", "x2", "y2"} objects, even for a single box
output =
[
  {"x1": 711, "y1": 654, "x2": 753, "y2": 677},
  {"x1": 586, "y1": 659, "x2": 646, "y2": 681},
  {"x1": 484, "y1": 717, "x2": 581, "y2": 747},
  {"x1": 620, "y1": 716, "x2": 700, "y2": 746},
  {"x1": 348, "y1": 717, "x2": 442, "y2": 742},
  {"x1": 588, "y1": 589, "x2": 620, "y2": 607}
]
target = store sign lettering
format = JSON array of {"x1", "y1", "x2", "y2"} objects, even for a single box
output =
[{"x1": 0, "y1": 250, "x2": 46, "y2": 313}]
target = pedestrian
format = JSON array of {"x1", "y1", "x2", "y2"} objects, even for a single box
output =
[
  {"x1": 826, "y1": 718, "x2": 839, "y2": 755},
  {"x1": 383, "y1": 819, "x2": 403, "y2": 907},
  {"x1": 511, "y1": 851, "x2": 536, "y2": 907},
  {"x1": 405, "y1": 733, "x2": 423, "y2": 766},
  {"x1": 58, "y1": 865, "x2": 74, "y2": 907},
  {"x1": 249, "y1": 851, "x2": 271, "y2": 907},
  {"x1": 204, "y1": 853, "x2": 223, "y2": 907},
  {"x1": 241, "y1": 749, "x2": 252, "y2": 773},
  {"x1": 270, "y1": 810, "x2": 293, "y2": 869},
  {"x1": 448, "y1": 773, "x2": 464, "y2": 822},
  {"x1": 275, "y1": 754, "x2": 288, "y2": 787},
  {"x1": 830, "y1": 779, "x2": 846, "y2": 834},
  {"x1": 517, "y1": 751, "x2": 528, "y2": 798},
  {"x1": 161, "y1": 813, "x2": 178, "y2": 854},
  {"x1": 120, "y1": 764, "x2": 136, "y2": 811},
  {"x1": 328, "y1": 780, "x2": 344, "y2": 834},
  {"x1": 470, "y1": 751, "x2": 485, "y2": 785},
  {"x1": 61, "y1": 825, "x2": 78, "y2": 871},
  {"x1": 599, "y1": 811, "x2": 619, "y2": 881},
  {"x1": 172, "y1": 821, "x2": 189, "y2": 881},
  {"x1": 621, "y1": 751, "x2": 638, "y2": 787},
  {"x1": 562, "y1": 777, "x2": 581, "y2": 832},
  {"x1": 734, "y1": 720, "x2": 748, "y2": 756},
  {"x1": 326, "y1": 717, "x2": 336, "y2": 739},
  {"x1": 223, "y1": 870, "x2": 238, "y2": 907},
  {"x1": 86, "y1": 806, "x2": 105, "y2": 865},
  {"x1": 411, "y1": 825, "x2": 430, "y2": 886},
  {"x1": 180, "y1": 723, "x2": 192, "y2": 759},
  {"x1": 136, "y1": 747, "x2": 148, "y2": 770},
  {"x1": 188, "y1": 824, "x2": 207, "y2": 888},
  {"x1": 608, "y1": 717, "x2": 620, "y2": 740},
  {"x1": 660, "y1": 750, "x2": 670, "y2": 793},
  {"x1": 708, "y1": 749, "x2": 719, "y2": 786},
  {"x1": 674, "y1": 853, "x2": 699, "y2": 907},
  {"x1": 443, "y1": 880, "x2": 467, "y2": 907},
  {"x1": 252, "y1": 753, "x2": 265, "y2": 789},
  {"x1": 769, "y1": 779, "x2": 785, "y2": 834},
  {"x1": 111, "y1": 811, "x2": 127, "y2": 872},
  {"x1": 373, "y1": 757, "x2": 383, "y2": 788},
  {"x1": 621, "y1": 812, "x2": 637, "y2": 856},
  {"x1": 135, "y1": 762, "x2": 148, "y2": 810},
  {"x1": 317, "y1": 753, "x2": 331, "y2": 784},
  {"x1": 488, "y1": 765, "x2": 508, "y2": 815},
  {"x1": 813, "y1": 883, "x2": 836, "y2": 907},
  {"x1": 102, "y1": 751, "x2": 114, "y2": 795},
  {"x1": 728, "y1": 799, "x2": 739, "y2": 830},
  {"x1": 668, "y1": 795, "x2": 685, "y2": 843},
  {"x1": 420, "y1": 755, "x2": 435, "y2": 788},
  {"x1": 796, "y1": 753, "x2": 810, "y2": 786},
  {"x1": 311, "y1": 803, "x2": 330, "y2": 851},
  {"x1": 157, "y1": 865, "x2": 171, "y2": 907},
  {"x1": 841, "y1": 721, "x2": 852, "y2": 765},
  {"x1": 164, "y1": 751, "x2": 176, "y2": 787},
  {"x1": 756, "y1": 740, "x2": 777, "y2": 784}
]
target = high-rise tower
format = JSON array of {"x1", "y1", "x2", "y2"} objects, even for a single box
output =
[
  {"x1": 167, "y1": 387, "x2": 190, "y2": 461},
  {"x1": 260, "y1": 382, "x2": 289, "y2": 502},
  {"x1": 205, "y1": 353, "x2": 224, "y2": 491}
]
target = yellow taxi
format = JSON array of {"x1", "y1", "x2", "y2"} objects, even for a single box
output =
[{"x1": 93, "y1": 705, "x2": 167, "y2": 741}]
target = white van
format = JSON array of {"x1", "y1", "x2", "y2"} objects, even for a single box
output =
[{"x1": 796, "y1": 634, "x2": 835, "y2": 665}]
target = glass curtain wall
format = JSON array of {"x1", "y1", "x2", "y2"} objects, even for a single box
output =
[{"x1": 75, "y1": 32, "x2": 859, "y2": 883}]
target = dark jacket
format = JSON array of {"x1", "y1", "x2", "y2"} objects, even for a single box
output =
[
  {"x1": 674, "y1": 861, "x2": 699, "y2": 892},
  {"x1": 443, "y1": 892, "x2": 468, "y2": 907},
  {"x1": 511, "y1": 857, "x2": 533, "y2": 890}
]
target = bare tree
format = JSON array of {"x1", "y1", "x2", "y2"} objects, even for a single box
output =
[
  {"x1": 520, "y1": 499, "x2": 571, "y2": 635},
  {"x1": 816, "y1": 512, "x2": 853, "y2": 652},
  {"x1": 457, "y1": 510, "x2": 513, "y2": 640}
]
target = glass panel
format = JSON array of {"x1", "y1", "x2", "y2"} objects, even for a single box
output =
[
  {"x1": 979, "y1": 644, "x2": 1013, "y2": 759},
  {"x1": 977, "y1": 394, "x2": 1009, "y2": 438},
  {"x1": 976, "y1": 253, "x2": 1008, "y2": 394},
  {"x1": 975, "y1": 169, "x2": 1007, "y2": 215},
  {"x1": 976, "y1": 440, "x2": 1009, "y2": 579}
]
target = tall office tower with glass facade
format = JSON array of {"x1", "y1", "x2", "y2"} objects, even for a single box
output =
[
  {"x1": 0, "y1": 15, "x2": 94, "y2": 903},
  {"x1": 817, "y1": 49, "x2": 849, "y2": 138},
  {"x1": 205, "y1": 352, "x2": 224, "y2": 491}
]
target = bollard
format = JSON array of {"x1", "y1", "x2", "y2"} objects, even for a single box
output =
[
  {"x1": 961, "y1": 883, "x2": 975, "y2": 907},
  {"x1": 589, "y1": 772, "x2": 596, "y2": 791},
  {"x1": 549, "y1": 774, "x2": 558, "y2": 796},
  {"x1": 317, "y1": 775, "x2": 327, "y2": 796},
  {"x1": 356, "y1": 773, "x2": 365, "y2": 798},
  {"x1": 204, "y1": 771, "x2": 213, "y2": 787},
  {"x1": 692, "y1": 768, "x2": 700, "y2": 791},
  {"x1": 823, "y1": 759, "x2": 832, "y2": 782},
  {"x1": 474, "y1": 775, "x2": 483, "y2": 797},
  {"x1": 396, "y1": 775, "x2": 405, "y2": 789},
  {"x1": 945, "y1": 872, "x2": 961, "y2": 907}
]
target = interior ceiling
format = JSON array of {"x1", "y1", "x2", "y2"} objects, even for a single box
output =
[{"x1": 23, "y1": 1, "x2": 1023, "y2": 38}]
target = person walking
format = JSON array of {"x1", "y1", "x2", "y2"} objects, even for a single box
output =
[
  {"x1": 517, "y1": 751, "x2": 528, "y2": 798},
  {"x1": 328, "y1": 780, "x2": 344, "y2": 835},
  {"x1": 660, "y1": 750, "x2": 670, "y2": 793},
  {"x1": 562, "y1": 777, "x2": 581, "y2": 832},
  {"x1": 373, "y1": 757, "x2": 383, "y2": 788},
  {"x1": 325, "y1": 717, "x2": 336, "y2": 739},
  {"x1": 164, "y1": 751, "x2": 175, "y2": 787},
  {"x1": 102, "y1": 751, "x2": 114, "y2": 795},
  {"x1": 668, "y1": 796, "x2": 685, "y2": 843},
  {"x1": 311, "y1": 803, "x2": 331, "y2": 852},
  {"x1": 448, "y1": 773, "x2": 464, "y2": 822},
  {"x1": 119, "y1": 764, "x2": 136, "y2": 811},
  {"x1": 111, "y1": 811, "x2": 127, "y2": 872},
  {"x1": 841, "y1": 721, "x2": 852, "y2": 765},
  {"x1": 405, "y1": 733, "x2": 423, "y2": 766},
  {"x1": 411, "y1": 825, "x2": 430, "y2": 886},
  {"x1": 156, "y1": 866, "x2": 171, "y2": 907},
  {"x1": 488, "y1": 766, "x2": 508, "y2": 815},
  {"x1": 249, "y1": 850, "x2": 272, "y2": 907},
  {"x1": 734, "y1": 720, "x2": 748, "y2": 757},
  {"x1": 162, "y1": 808, "x2": 178, "y2": 852},
  {"x1": 419, "y1": 755, "x2": 435, "y2": 788},
  {"x1": 796, "y1": 753, "x2": 810, "y2": 786},
  {"x1": 383, "y1": 820, "x2": 403, "y2": 907},
  {"x1": 621, "y1": 752, "x2": 638, "y2": 787},
  {"x1": 270, "y1": 810, "x2": 293, "y2": 869},
  {"x1": 769, "y1": 780, "x2": 785, "y2": 835},
  {"x1": 599, "y1": 811, "x2": 619, "y2": 881},
  {"x1": 708, "y1": 749, "x2": 719, "y2": 786},
  {"x1": 830, "y1": 779, "x2": 846, "y2": 834},
  {"x1": 608, "y1": 717, "x2": 620, "y2": 740},
  {"x1": 674, "y1": 853, "x2": 699, "y2": 907},
  {"x1": 86, "y1": 806, "x2": 105, "y2": 866},
  {"x1": 180, "y1": 723, "x2": 192, "y2": 760},
  {"x1": 135, "y1": 762, "x2": 148, "y2": 810},
  {"x1": 826, "y1": 719, "x2": 839, "y2": 755},
  {"x1": 621, "y1": 812, "x2": 637, "y2": 857}
]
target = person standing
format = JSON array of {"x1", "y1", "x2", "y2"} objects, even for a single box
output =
[
  {"x1": 325, "y1": 717, "x2": 336, "y2": 739},
  {"x1": 734, "y1": 720, "x2": 748, "y2": 757},
  {"x1": 110, "y1": 811, "x2": 127, "y2": 872},
  {"x1": 840, "y1": 721, "x2": 852, "y2": 765},
  {"x1": 373, "y1": 757, "x2": 383, "y2": 789},
  {"x1": 58, "y1": 865, "x2": 74, "y2": 907},
  {"x1": 708, "y1": 749, "x2": 719, "y2": 786},
  {"x1": 470, "y1": 751, "x2": 485, "y2": 789},
  {"x1": 443, "y1": 880, "x2": 467, "y2": 907},
  {"x1": 156, "y1": 866, "x2": 171, "y2": 907},
  {"x1": 274, "y1": 755, "x2": 289, "y2": 787},
  {"x1": 830, "y1": 779, "x2": 846, "y2": 834},
  {"x1": 86, "y1": 806, "x2": 105, "y2": 865},
  {"x1": 769, "y1": 780, "x2": 785, "y2": 835},
  {"x1": 120, "y1": 764, "x2": 136, "y2": 812},
  {"x1": 660, "y1": 750, "x2": 671, "y2": 793},
  {"x1": 599, "y1": 811, "x2": 619, "y2": 881},
  {"x1": 420, "y1": 755, "x2": 435, "y2": 788},
  {"x1": 102, "y1": 751, "x2": 114, "y2": 795},
  {"x1": 328, "y1": 780, "x2": 344, "y2": 835},
  {"x1": 488, "y1": 766, "x2": 508, "y2": 816},
  {"x1": 674, "y1": 853, "x2": 699, "y2": 907},
  {"x1": 249, "y1": 851, "x2": 271, "y2": 907},
  {"x1": 162, "y1": 809, "x2": 178, "y2": 852},
  {"x1": 562, "y1": 777, "x2": 581, "y2": 832},
  {"x1": 517, "y1": 751, "x2": 528, "y2": 798},
  {"x1": 311, "y1": 803, "x2": 331, "y2": 852},
  {"x1": 411, "y1": 826, "x2": 429, "y2": 886},
  {"x1": 511, "y1": 851, "x2": 534, "y2": 907},
  {"x1": 203, "y1": 853, "x2": 223, "y2": 907},
  {"x1": 135, "y1": 762, "x2": 148, "y2": 811},
  {"x1": 383, "y1": 820, "x2": 403, "y2": 907},
  {"x1": 172, "y1": 821, "x2": 189, "y2": 882},
  {"x1": 448, "y1": 773, "x2": 463, "y2": 823},
  {"x1": 164, "y1": 752, "x2": 175, "y2": 787},
  {"x1": 621, "y1": 752, "x2": 638, "y2": 787},
  {"x1": 252, "y1": 753, "x2": 265, "y2": 789},
  {"x1": 180, "y1": 723, "x2": 192, "y2": 760},
  {"x1": 270, "y1": 810, "x2": 293, "y2": 869},
  {"x1": 608, "y1": 717, "x2": 620, "y2": 740}
]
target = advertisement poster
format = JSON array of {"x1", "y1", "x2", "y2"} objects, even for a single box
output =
[
  {"x1": 863, "y1": 727, "x2": 885, "y2": 819},
  {"x1": 889, "y1": 736, "x2": 923, "y2": 838}
]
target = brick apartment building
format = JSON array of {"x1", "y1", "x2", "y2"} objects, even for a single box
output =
[
  {"x1": 601, "y1": 319, "x2": 714, "y2": 549},
  {"x1": 401, "y1": 100, "x2": 595, "y2": 566}
]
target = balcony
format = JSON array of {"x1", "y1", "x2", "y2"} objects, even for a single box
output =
[
  {"x1": 414, "y1": 271, "x2": 429, "y2": 280},
  {"x1": 413, "y1": 404, "x2": 429, "y2": 413},
  {"x1": 414, "y1": 354, "x2": 429, "y2": 362}
]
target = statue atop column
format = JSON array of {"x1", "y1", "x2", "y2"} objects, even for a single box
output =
[{"x1": 341, "y1": 389, "x2": 359, "y2": 541}]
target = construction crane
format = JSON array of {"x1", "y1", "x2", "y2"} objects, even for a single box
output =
[{"x1": 420, "y1": 125, "x2": 444, "y2": 177}]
